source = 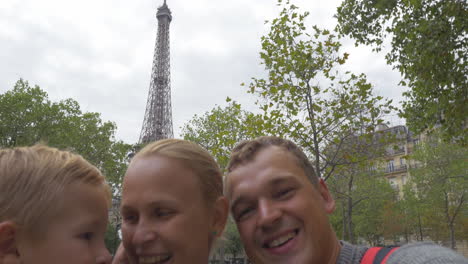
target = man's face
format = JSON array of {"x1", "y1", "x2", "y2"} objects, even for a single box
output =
[{"x1": 227, "y1": 146, "x2": 338, "y2": 264}]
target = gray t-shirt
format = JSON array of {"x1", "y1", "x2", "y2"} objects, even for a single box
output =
[
  {"x1": 336, "y1": 241, "x2": 368, "y2": 264},
  {"x1": 387, "y1": 242, "x2": 467, "y2": 264},
  {"x1": 336, "y1": 241, "x2": 467, "y2": 264}
]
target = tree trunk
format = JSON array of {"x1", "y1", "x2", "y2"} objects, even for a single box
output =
[
  {"x1": 347, "y1": 175, "x2": 355, "y2": 244},
  {"x1": 342, "y1": 201, "x2": 347, "y2": 241},
  {"x1": 443, "y1": 191, "x2": 457, "y2": 249},
  {"x1": 449, "y1": 223, "x2": 456, "y2": 249},
  {"x1": 418, "y1": 214, "x2": 424, "y2": 241},
  {"x1": 347, "y1": 196, "x2": 354, "y2": 244},
  {"x1": 404, "y1": 227, "x2": 409, "y2": 243},
  {"x1": 219, "y1": 244, "x2": 225, "y2": 264}
]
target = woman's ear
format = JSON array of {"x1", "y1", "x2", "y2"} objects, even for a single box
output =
[
  {"x1": 211, "y1": 196, "x2": 229, "y2": 237},
  {"x1": 0, "y1": 221, "x2": 20, "y2": 263}
]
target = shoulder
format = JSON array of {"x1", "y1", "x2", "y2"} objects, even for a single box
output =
[
  {"x1": 387, "y1": 242, "x2": 468, "y2": 264},
  {"x1": 337, "y1": 240, "x2": 368, "y2": 264}
]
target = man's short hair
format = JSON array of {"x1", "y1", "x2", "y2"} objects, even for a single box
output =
[{"x1": 227, "y1": 136, "x2": 318, "y2": 186}]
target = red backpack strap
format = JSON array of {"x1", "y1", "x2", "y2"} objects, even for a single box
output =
[
  {"x1": 361, "y1": 246, "x2": 400, "y2": 264},
  {"x1": 361, "y1": 247, "x2": 382, "y2": 264},
  {"x1": 374, "y1": 246, "x2": 399, "y2": 264}
]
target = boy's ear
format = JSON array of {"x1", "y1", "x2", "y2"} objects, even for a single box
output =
[{"x1": 0, "y1": 221, "x2": 20, "y2": 263}]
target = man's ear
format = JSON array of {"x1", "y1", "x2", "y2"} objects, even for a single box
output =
[
  {"x1": 0, "y1": 221, "x2": 20, "y2": 263},
  {"x1": 211, "y1": 196, "x2": 229, "y2": 237},
  {"x1": 318, "y1": 179, "x2": 336, "y2": 214}
]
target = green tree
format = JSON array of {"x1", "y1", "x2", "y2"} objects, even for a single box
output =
[
  {"x1": 407, "y1": 133, "x2": 467, "y2": 249},
  {"x1": 329, "y1": 158, "x2": 395, "y2": 244},
  {"x1": 246, "y1": 0, "x2": 395, "y2": 182},
  {"x1": 400, "y1": 185, "x2": 428, "y2": 242},
  {"x1": 105, "y1": 221, "x2": 121, "y2": 255},
  {"x1": 336, "y1": 0, "x2": 467, "y2": 144},
  {"x1": 181, "y1": 100, "x2": 266, "y2": 170},
  {"x1": 0, "y1": 79, "x2": 131, "y2": 187},
  {"x1": 352, "y1": 179, "x2": 396, "y2": 246},
  {"x1": 224, "y1": 218, "x2": 244, "y2": 259},
  {"x1": 380, "y1": 201, "x2": 407, "y2": 244},
  {"x1": 328, "y1": 126, "x2": 408, "y2": 244}
]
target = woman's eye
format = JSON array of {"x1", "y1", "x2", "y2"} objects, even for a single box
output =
[
  {"x1": 123, "y1": 214, "x2": 138, "y2": 223},
  {"x1": 155, "y1": 209, "x2": 173, "y2": 218}
]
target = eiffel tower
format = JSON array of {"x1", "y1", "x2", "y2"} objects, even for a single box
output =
[{"x1": 139, "y1": 0, "x2": 173, "y2": 143}]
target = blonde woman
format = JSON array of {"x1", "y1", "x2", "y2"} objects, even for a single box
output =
[
  {"x1": 116, "y1": 139, "x2": 229, "y2": 264},
  {"x1": 0, "y1": 145, "x2": 111, "y2": 264}
]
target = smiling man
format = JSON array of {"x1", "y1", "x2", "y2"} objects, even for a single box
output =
[{"x1": 225, "y1": 136, "x2": 467, "y2": 264}]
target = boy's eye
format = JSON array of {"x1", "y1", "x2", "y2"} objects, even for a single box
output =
[{"x1": 80, "y1": 232, "x2": 94, "y2": 241}]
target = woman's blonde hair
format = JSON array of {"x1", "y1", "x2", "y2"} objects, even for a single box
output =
[
  {"x1": 0, "y1": 144, "x2": 110, "y2": 238},
  {"x1": 134, "y1": 139, "x2": 223, "y2": 205}
]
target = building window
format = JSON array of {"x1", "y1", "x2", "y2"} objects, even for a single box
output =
[
  {"x1": 389, "y1": 179, "x2": 399, "y2": 192},
  {"x1": 367, "y1": 165, "x2": 377, "y2": 173},
  {"x1": 387, "y1": 160, "x2": 395, "y2": 172}
]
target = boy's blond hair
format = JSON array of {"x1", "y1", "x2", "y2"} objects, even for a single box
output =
[{"x1": 0, "y1": 144, "x2": 110, "y2": 239}]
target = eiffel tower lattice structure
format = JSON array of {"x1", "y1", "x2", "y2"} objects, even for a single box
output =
[{"x1": 139, "y1": 0, "x2": 173, "y2": 144}]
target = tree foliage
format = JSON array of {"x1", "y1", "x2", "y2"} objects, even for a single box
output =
[
  {"x1": 329, "y1": 158, "x2": 396, "y2": 244},
  {"x1": 399, "y1": 184, "x2": 429, "y2": 242},
  {"x1": 352, "y1": 179, "x2": 395, "y2": 246},
  {"x1": 223, "y1": 218, "x2": 244, "y2": 259},
  {"x1": 181, "y1": 101, "x2": 266, "y2": 170},
  {"x1": 0, "y1": 79, "x2": 131, "y2": 185},
  {"x1": 406, "y1": 133, "x2": 467, "y2": 249},
  {"x1": 246, "y1": 0, "x2": 395, "y2": 181},
  {"x1": 105, "y1": 221, "x2": 121, "y2": 255},
  {"x1": 336, "y1": 0, "x2": 467, "y2": 144}
]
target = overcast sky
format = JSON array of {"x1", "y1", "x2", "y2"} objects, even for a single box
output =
[{"x1": 0, "y1": 0, "x2": 405, "y2": 144}]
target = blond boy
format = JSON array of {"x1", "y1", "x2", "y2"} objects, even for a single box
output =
[{"x1": 0, "y1": 145, "x2": 112, "y2": 264}]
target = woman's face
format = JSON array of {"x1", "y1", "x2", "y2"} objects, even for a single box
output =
[{"x1": 120, "y1": 155, "x2": 220, "y2": 264}]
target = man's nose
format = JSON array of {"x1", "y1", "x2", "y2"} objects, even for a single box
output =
[{"x1": 257, "y1": 199, "x2": 281, "y2": 230}]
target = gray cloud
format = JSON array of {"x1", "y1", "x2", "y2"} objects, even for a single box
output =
[{"x1": 0, "y1": 0, "x2": 404, "y2": 144}]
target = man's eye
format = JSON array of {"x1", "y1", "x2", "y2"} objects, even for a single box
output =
[
  {"x1": 275, "y1": 188, "x2": 295, "y2": 199},
  {"x1": 235, "y1": 207, "x2": 254, "y2": 221}
]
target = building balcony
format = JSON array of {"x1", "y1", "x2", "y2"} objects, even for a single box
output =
[
  {"x1": 386, "y1": 147, "x2": 406, "y2": 156},
  {"x1": 385, "y1": 164, "x2": 407, "y2": 174}
]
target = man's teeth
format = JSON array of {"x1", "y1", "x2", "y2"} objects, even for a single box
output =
[
  {"x1": 267, "y1": 231, "x2": 296, "y2": 248},
  {"x1": 139, "y1": 254, "x2": 171, "y2": 264}
]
